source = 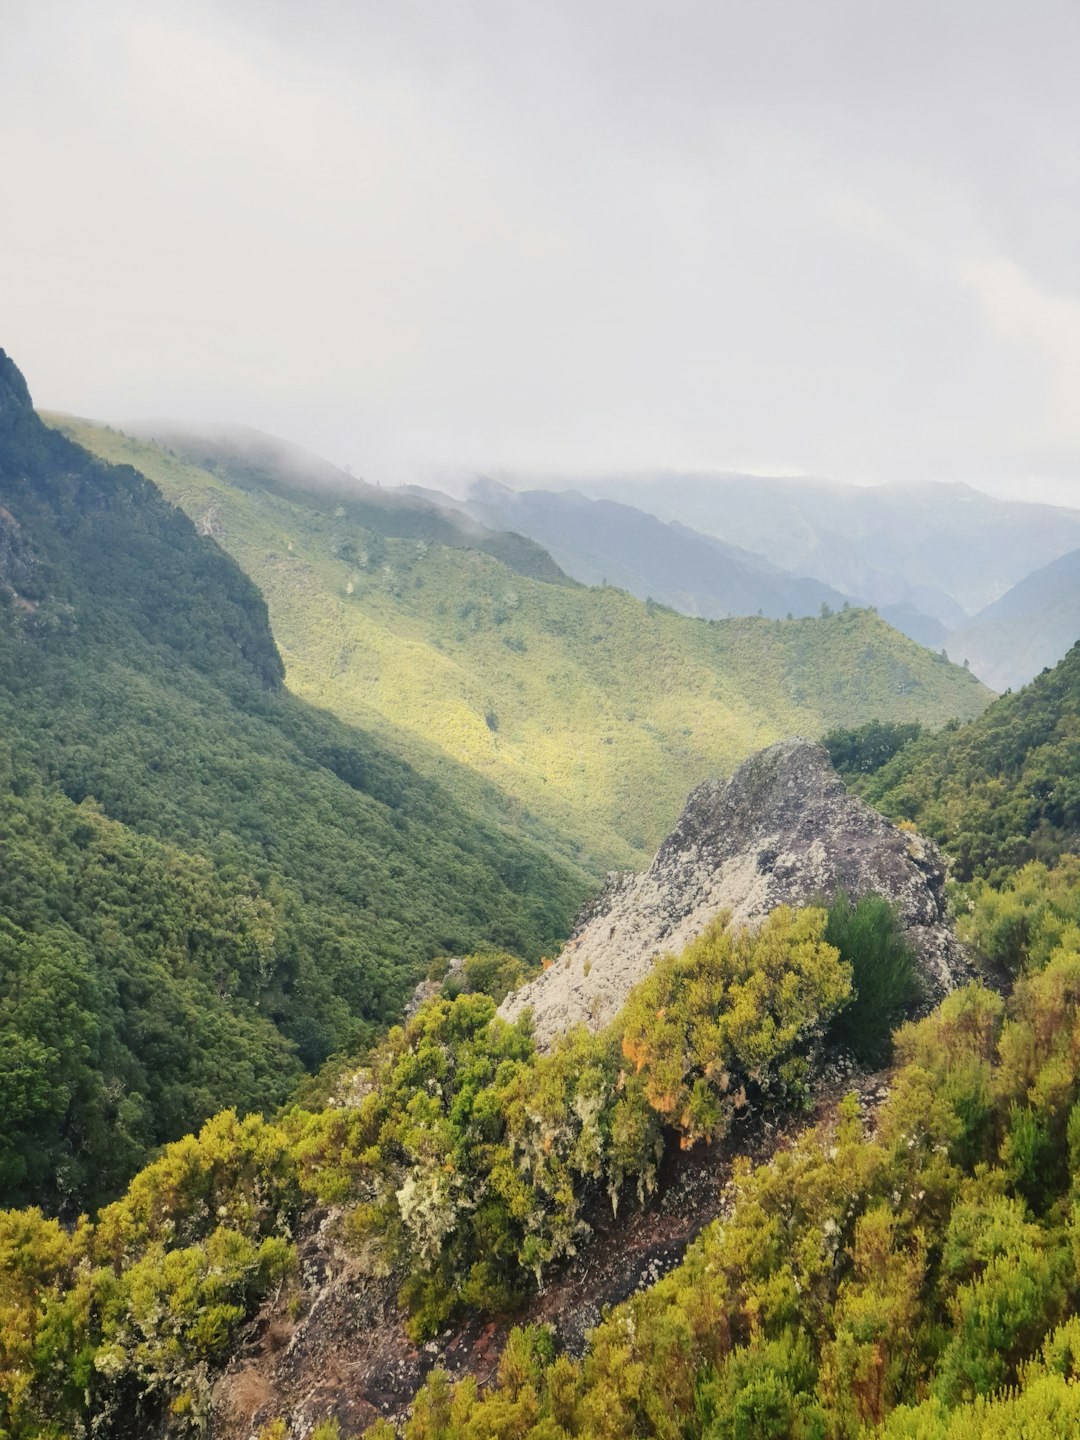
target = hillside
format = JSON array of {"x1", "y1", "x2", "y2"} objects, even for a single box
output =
[
  {"x1": 427, "y1": 475, "x2": 852, "y2": 620},
  {"x1": 8, "y1": 734, "x2": 1080, "y2": 1439},
  {"x1": 945, "y1": 547, "x2": 1080, "y2": 691},
  {"x1": 435, "y1": 478, "x2": 952, "y2": 648},
  {"x1": 573, "y1": 472, "x2": 1080, "y2": 620},
  {"x1": 859, "y1": 641, "x2": 1080, "y2": 881},
  {"x1": 54, "y1": 419, "x2": 993, "y2": 872},
  {"x1": 0, "y1": 351, "x2": 585, "y2": 1210}
]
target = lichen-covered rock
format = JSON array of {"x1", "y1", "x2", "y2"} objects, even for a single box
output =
[
  {"x1": 403, "y1": 957, "x2": 466, "y2": 1019},
  {"x1": 499, "y1": 737, "x2": 967, "y2": 1048}
]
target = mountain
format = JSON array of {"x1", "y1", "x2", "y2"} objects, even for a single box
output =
[
  {"x1": 563, "y1": 471, "x2": 1080, "y2": 620},
  {"x1": 945, "y1": 547, "x2": 1080, "y2": 691},
  {"x1": 859, "y1": 639, "x2": 1080, "y2": 881},
  {"x1": 428, "y1": 476, "x2": 852, "y2": 620},
  {"x1": 409, "y1": 476, "x2": 949, "y2": 647},
  {"x1": 0, "y1": 350, "x2": 585, "y2": 1209},
  {"x1": 53, "y1": 418, "x2": 992, "y2": 874}
]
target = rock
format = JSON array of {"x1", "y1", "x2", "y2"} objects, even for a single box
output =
[
  {"x1": 499, "y1": 737, "x2": 967, "y2": 1048},
  {"x1": 404, "y1": 957, "x2": 466, "y2": 1019}
]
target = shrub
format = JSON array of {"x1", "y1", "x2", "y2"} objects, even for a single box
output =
[{"x1": 824, "y1": 891, "x2": 922, "y2": 1064}]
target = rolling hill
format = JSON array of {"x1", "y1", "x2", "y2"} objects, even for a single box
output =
[{"x1": 55, "y1": 417, "x2": 993, "y2": 873}]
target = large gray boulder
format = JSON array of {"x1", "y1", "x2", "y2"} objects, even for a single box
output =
[{"x1": 499, "y1": 737, "x2": 965, "y2": 1048}]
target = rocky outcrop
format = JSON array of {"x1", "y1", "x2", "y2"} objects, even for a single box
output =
[
  {"x1": 0, "y1": 505, "x2": 38, "y2": 604},
  {"x1": 403, "y1": 957, "x2": 466, "y2": 1019},
  {"x1": 499, "y1": 738, "x2": 967, "y2": 1048}
]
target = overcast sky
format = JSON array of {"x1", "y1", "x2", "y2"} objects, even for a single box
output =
[{"x1": 4, "y1": 0, "x2": 1080, "y2": 500}]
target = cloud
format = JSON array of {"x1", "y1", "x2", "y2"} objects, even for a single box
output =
[
  {"x1": 2, "y1": 0, "x2": 1079, "y2": 499},
  {"x1": 964, "y1": 258, "x2": 1080, "y2": 447}
]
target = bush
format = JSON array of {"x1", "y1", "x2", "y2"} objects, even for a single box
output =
[{"x1": 825, "y1": 892, "x2": 922, "y2": 1064}]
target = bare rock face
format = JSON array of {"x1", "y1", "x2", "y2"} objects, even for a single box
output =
[{"x1": 499, "y1": 737, "x2": 966, "y2": 1049}]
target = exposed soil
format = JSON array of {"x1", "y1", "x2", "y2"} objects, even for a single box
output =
[{"x1": 210, "y1": 1056, "x2": 890, "y2": 1438}]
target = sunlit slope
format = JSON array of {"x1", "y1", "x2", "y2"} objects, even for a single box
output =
[{"x1": 55, "y1": 418, "x2": 994, "y2": 870}]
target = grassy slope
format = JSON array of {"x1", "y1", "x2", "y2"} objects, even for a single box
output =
[{"x1": 56, "y1": 418, "x2": 994, "y2": 872}]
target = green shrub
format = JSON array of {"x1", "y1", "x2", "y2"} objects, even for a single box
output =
[{"x1": 824, "y1": 891, "x2": 922, "y2": 1064}]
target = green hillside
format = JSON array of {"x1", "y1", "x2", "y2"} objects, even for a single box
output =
[
  {"x1": 0, "y1": 352, "x2": 585, "y2": 1211},
  {"x1": 53, "y1": 419, "x2": 993, "y2": 872},
  {"x1": 857, "y1": 641, "x2": 1080, "y2": 882}
]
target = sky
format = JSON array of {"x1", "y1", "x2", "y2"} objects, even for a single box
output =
[{"x1": 3, "y1": 0, "x2": 1080, "y2": 502}]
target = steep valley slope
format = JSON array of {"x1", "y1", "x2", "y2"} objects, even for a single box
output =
[
  {"x1": 0, "y1": 350, "x2": 585, "y2": 1209},
  {"x1": 54, "y1": 418, "x2": 992, "y2": 874}
]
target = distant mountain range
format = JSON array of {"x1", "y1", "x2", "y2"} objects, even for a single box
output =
[
  {"x1": 408, "y1": 471, "x2": 1080, "y2": 689},
  {"x1": 569, "y1": 472, "x2": 1080, "y2": 619},
  {"x1": 944, "y1": 547, "x2": 1080, "y2": 692},
  {"x1": 407, "y1": 476, "x2": 853, "y2": 621}
]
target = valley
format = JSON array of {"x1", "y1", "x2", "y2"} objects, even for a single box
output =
[
  {"x1": 54, "y1": 418, "x2": 991, "y2": 873},
  {"x1": 0, "y1": 357, "x2": 1077, "y2": 1440},
  {"x1": 7, "y1": 7, "x2": 1080, "y2": 1437}
]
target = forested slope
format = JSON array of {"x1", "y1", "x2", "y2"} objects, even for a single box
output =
[
  {"x1": 0, "y1": 383, "x2": 1077, "y2": 1434},
  {"x1": 0, "y1": 350, "x2": 585, "y2": 1210},
  {"x1": 858, "y1": 642, "x2": 1080, "y2": 881},
  {"x1": 55, "y1": 419, "x2": 992, "y2": 872}
]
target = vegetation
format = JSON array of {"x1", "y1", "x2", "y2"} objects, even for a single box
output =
[
  {"x1": 0, "y1": 774, "x2": 299, "y2": 1210},
  {"x1": 53, "y1": 419, "x2": 991, "y2": 873},
  {"x1": 0, "y1": 905, "x2": 859, "y2": 1434},
  {"x1": 823, "y1": 720, "x2": 926, "y2": 776},
  {"x1": 0, "y1": 1112, "x2": 301, "y2": 1438},
  {"x1": 957, "y1": 856, "x2": 1080, "y2": 978},
  {"x1": 0, "y1": 351, "x2": 585, "y2": 1211},
  {"x1": 381, "y1": 913, "x2": 1080, "y2": 1440},
  {"x1": 823, "y1": 892, "x2": 922, "y2": 1065},
  {"x1": 855, "y1": 643, "x2": 1080, "y2": 882},
  {"x1": 298, "y1": 905, "x2": 850, "y2": 1340}
]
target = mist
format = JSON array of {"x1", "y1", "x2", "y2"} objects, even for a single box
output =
[{"x1": 3, "y1": 0, "x2": 1080, "y2": 501}]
